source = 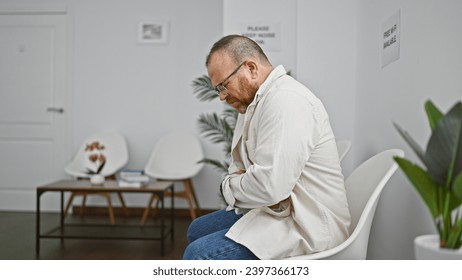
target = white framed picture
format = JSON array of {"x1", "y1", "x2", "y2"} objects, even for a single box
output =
[{"x1": 138, "y1": 20, "x2": 169, "y2": 44}]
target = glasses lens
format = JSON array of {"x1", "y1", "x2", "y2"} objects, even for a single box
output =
[{"x1": 215, "y1": 84, "x2": 226, "y2": 95}]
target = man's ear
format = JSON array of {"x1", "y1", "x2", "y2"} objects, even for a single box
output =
[{"x1": 246, "y1": 61, "x2": 258, "y2": 79}]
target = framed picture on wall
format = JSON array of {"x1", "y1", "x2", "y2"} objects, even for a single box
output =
[{"x1": 138, "y1": 20, "x2": 169, "y2": 44}]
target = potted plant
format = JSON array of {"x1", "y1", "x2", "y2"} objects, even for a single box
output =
[{"x1": 393, "y1": 100, "x2": 462, "y2": 259}]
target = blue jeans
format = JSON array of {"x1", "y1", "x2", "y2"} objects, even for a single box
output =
[{"x1": 183, "y1": 209, "x2": 259, "y2": 260}]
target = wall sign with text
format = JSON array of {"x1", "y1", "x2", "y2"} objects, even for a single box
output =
[
  {"x1": 238, "y1": 22, "x2": 281, "y2": 51},
  {"x1": 381, "y1": 10, "x2": 401, "y2": 68}
]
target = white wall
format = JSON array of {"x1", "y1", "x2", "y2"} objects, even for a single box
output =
[
  {"x1": 356, "y1": 0, "x2": 462, "y2": 259},
  {"x1": 296, "y1": 0, "x2": 358, "y2": 176},
  {"x1": 223, "y1": 0, "x2": 297, "y2": 75}
]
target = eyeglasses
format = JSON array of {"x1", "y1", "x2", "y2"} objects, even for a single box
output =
[{"x1": 214, "y1": 61, "x2": 246, "y2": 95}]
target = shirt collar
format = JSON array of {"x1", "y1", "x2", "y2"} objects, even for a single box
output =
[{"x1": 250, "y1": 65, "x2": 287, "y2": 106}]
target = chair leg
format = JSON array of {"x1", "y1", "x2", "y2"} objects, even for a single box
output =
[
  {"x1": 183, "y1": 179, "x2": 199, "y2": 220},
  {"x1": 103, "y1": 193, "x2": 115, "y2": 225},
  {"x1": 140, "y1": 194, "x2": 158, "y2": 225},
  {"x1": 80, "y1": 194, "x2": 87, "y2": 217},
  {"x1": 187, "y1": 178, "x2": 200, "y2": 211},
  {"x1": 64, "y1": 192, "x2": 76, "y2": 217},
  {"x1": 117, "y1": 193, "x2": 129, "y2": 217}
]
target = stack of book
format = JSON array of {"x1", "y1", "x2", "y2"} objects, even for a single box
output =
[{"x1": 118, "y1": 170, "x2": 150, "y2": 187}]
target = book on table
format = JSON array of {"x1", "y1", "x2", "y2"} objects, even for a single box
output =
[
  {"x1": 118, "y1": 169, "x2": 149, "y2": 187},
  {"x1": 118, "y1": 180, "x2": 146, "y2": 188}
]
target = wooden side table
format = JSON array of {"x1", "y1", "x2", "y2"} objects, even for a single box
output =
[{"x1": 36, "y1": 179, "x2": 174, "y2": 256}]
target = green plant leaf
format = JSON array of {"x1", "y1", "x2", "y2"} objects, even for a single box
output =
[
  {"x1": 425, "y1": 100, "x2": 443, "y2": 131},
  {"x1": 393, "y1": 122, "x2": 427, "y2": 165},
  {"x1": 424, "y1": 102, "x2": 462, "y2": 186},
  {"x1": 395, "y1": 101, "x2": 462, "y2": 250},
  {"x1": 446, "y1": 222, "x2": 462, "y2": 249},
  {"x1": 394, "y1": 157, "x2": 439, "y2": 218},
  {"x1": 192, "y1": 75, "x2": 218, "y2": 102},
  {"x1": 198, "y1": 113, "x2": 233, "y2": 144},
  {"x1": 453, "y1": 171, "x2": 462, "y2": 200}
]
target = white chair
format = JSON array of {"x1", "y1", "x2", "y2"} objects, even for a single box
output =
[
  {"x1": 336, "y1": 140, "x2": 352, "y2": 162},
  {"x1": 141, "y1": 131, "x2": 204, "y2": 224},
  {"x1": 64, "y1": 131, "x2": 129, "y2": 224},
  {"x1": 285, "y1": 149, "x2": 404, "y2": 260}
]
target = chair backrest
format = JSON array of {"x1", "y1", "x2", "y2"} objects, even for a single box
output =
[
  {"x1": 346, "y1": 149, "x2": 403, "y2": 232},
  {"x1": 336, "y1": 140, "x2": 352, "y2": 162},
  {"x1": 65, "y1": 131, "x2": 128, "y2": 178},
  {"x1": 284, "y1": 149, "x2": 403, "y2": 260},
  {"x1": 144, "y1": 131, "x2": 204, "y2": 180}
]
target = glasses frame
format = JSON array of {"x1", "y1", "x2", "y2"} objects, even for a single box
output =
[{"x1": 213, "y1": 61, "x2": 246, "y2": 95}]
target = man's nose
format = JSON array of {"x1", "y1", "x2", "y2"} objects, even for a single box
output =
[{"x1": 219, "y1": 91, "x2": 228, "y2": 101}]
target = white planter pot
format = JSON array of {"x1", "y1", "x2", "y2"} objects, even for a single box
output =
[
  {"x1": 414, "y1": 234, "x2": 462, "y2": 260},
  {"x1": 90, "y1": 174, "x2": 105, "y2": 185}
]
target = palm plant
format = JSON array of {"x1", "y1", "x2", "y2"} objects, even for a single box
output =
[
  {"x1": 394, "y1": 100, "x2": 462, "y2": 249},
  {"x1": 192, "y1": 75, "x2": 238, "y2": 175}
]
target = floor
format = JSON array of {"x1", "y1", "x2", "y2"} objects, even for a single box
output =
[{"x1": 0, "y1": 211, "x2": 191, "y2": 260}]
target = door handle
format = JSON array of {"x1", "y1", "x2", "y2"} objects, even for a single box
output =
[{"x1": 47, "y1": 107, "x2": 64, "y2": 113}]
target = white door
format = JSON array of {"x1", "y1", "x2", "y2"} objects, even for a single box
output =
[{"x1": 0, "y1": 13, "x2": 69, "y2": 211}]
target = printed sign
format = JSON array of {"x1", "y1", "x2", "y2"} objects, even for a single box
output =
[
  {"x1": 382, "y1": 10, "x2": 401, "y2": 68},
  {"x1": 238, "y1": 22, "x2": 281, "y2": 51}
]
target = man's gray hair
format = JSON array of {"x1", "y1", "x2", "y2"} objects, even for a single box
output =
[{"x1": 206, "y1": 35, "x2": 271, "y2": 67}]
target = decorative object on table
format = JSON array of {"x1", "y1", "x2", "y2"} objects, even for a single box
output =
[
  {"x1": 85, "y1": 140, "x2": 106, "y2": 184},
  {"x1": 393, "y1": 100, "x2": 462, "y2": 259},
  {"x1": 64, "y1": 131, "x2": 129, "y2": 224}
]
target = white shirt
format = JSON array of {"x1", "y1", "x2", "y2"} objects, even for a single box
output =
[{"x1": 221, "y1": 65, "x2": 351, "y2": 259}]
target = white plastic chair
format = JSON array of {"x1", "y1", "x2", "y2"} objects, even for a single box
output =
[
  {"x1": 141, "y1": 131, "x2": 204, "y2": 223},
  {"x1": 284, "y1": 149, "x2": 404, "y2": 259},
  {"x1": 64, "y1": 131, "x2": 129, "y2": 224},
  {"x1": 336, "y1": 140, "x2": 352, "y2": 162}
]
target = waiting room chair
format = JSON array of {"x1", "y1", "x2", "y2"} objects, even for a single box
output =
[
  {"x1": 336, "y1": 140, "x2": 352, "y2": 162},
  {"x1": 284, "y1": 149, "x2": 404, "y2": 259},
  {"x1": 64, "y1": 131, "x2": 129, "y2": 224},
  {"x1": 141, "y1": 131, "x2": 204, "y2": 224}
]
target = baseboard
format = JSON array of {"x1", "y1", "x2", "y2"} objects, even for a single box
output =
[{"x1": 71, "y1": 206, "x2": 216, "y2": 219}]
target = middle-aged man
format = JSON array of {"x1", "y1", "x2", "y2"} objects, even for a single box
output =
[{"x1": 183, "y1": 35, "x2": 350, "y2": 260}]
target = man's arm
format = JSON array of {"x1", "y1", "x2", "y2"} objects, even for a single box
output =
[{"x1": 221, "y1": 91, "x2": 318, "y2": 209}]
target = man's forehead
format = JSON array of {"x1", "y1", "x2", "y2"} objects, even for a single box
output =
[
  {"x1": 208, "y1": 51, "x2": 232, "y2": 67},
  {"x1": 207, "y1": 52, "x2": 232, "y2": 80}
]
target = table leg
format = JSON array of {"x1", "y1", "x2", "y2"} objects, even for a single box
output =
[
  {"x1": 60, "y1": 191, "x2": 64, "y2": 241},
  {"x1": 160, "y1": 191, "x2": 165, "y2": 256},
  {"x1": 171, "y1": 184, "x2": 175, "y2": 242},
  {"x1": 35, "y1": 190, "x2": 41, "y2": 256}
]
